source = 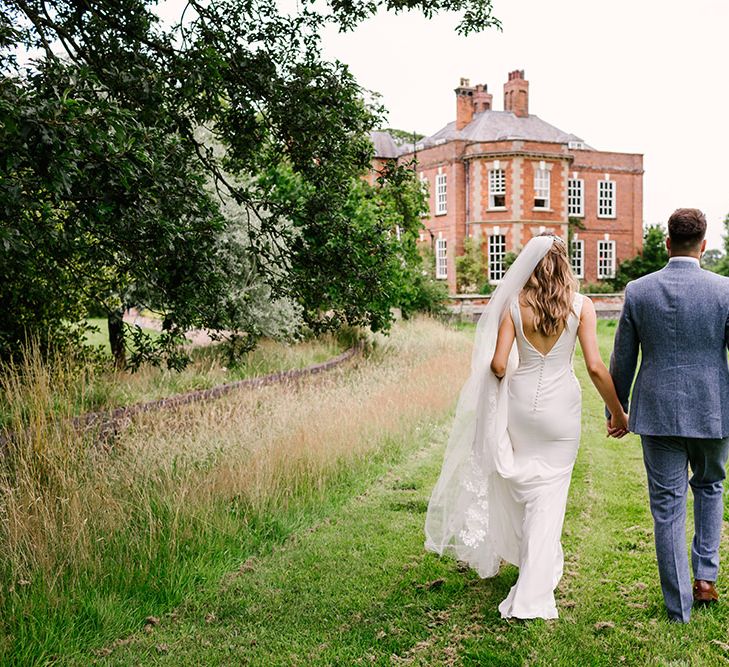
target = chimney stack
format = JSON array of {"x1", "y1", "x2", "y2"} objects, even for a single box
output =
[
  {"x1": 473, "y1": 83, "x2": 493, "y2": 113},
  {"x1": 455, "y1": 77, "x2": 475, "y2": 130},
  {"x1": 504, "y1": 69, "x2": 529, "y2": 118}
]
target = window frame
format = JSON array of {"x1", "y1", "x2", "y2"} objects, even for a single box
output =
[
  {"x1": 567, "y1": 178, "x2": 584, "y2": 218},
  {"x1": 597, "y1": 239, "x2": 616, "y2": 279},
  {"x1": 533, "y1": 168, "x2": 551, "y2": 210},
  {"x1": 488, "y1": 233, "x2": 507, "y2": 283},
  {"x1": 435, "y1": 173, "x2": 447, "y2": 216},
  {"x1": 571, "y1": 239, "x2": 585, "y2": 279},
  {"x1": 488, "y1": 168, "x2": 507, "y2": 209},
  {"x1": 435, "y1": 237, "x2": 448, "y2": 279},
  {"x1": 597, "y1": 179, "x2": 616, "y2": 219}
]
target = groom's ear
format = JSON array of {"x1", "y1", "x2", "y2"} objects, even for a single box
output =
[{"x1": 666, "y1": 237, "x2": 671, "y2": 254}]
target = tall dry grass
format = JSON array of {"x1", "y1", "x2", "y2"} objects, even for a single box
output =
[
  {"x1": 0, "y1": 317, "x2": 471, "y2": 663},
  {"x1": 0, "y1": 334, "x2": 345, "y2": 427}
]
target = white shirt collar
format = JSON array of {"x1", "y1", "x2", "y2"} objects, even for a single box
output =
[{"x1": 668, "y1": 256, "x2": 700, "y2": 266}]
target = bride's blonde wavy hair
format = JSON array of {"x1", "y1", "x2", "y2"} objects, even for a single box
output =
[{"x1": 521, "y1": 233, "x2": 579, "y2": 336}]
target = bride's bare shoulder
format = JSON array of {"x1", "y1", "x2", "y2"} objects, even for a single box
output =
[{"x1": 578, "y1": 295, "x2": 596, "y2": 321}]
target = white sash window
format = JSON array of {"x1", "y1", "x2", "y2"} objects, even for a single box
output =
[
  {"x1": 597, "y1": 239, "x2": 616, "y2": 279},
  {"x1": 488, "y1": 234, "x2": 507, "y2": 282},
  {"x1": 598, "y1": 179, "x2": 616, "y2": 218},
  {"x1": 435, "y1": 173, "x2": 447, "y2": 215},
  {"x1": 571, "y1": 239, "x2": 584, "y2": 278},
  {"x1": 568, "y1": 178, "x2": 584, "y2": 217},
  {"x1": 488, "y1": 169, "x2": 506, "y2": 208},
  {"x1": 435, "y1": 237, "x2": 448, "y2": 279}
]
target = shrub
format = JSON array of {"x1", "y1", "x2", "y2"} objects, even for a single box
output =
[
  {"x1": 581, "y1": 282, "x2": 618, "y2": 294},
  {"x1": 455, "y1": 237, "x2": 486, "y2": 294}
]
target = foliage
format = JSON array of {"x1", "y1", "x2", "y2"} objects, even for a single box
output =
[
  {"x1": 581, "y1": 282, "x2": 618, "y2": 294},
  {"x1": 0, "y1": 318, "x2": 471, "y2": 664},
  {"x1": 0, "y1": 332, "x2": 345, "y2": 428},
  {"x1": 455, "y1": 236, "x2": 486, "y2": 294},
  {"x1": 567, "y1": 216, "x2": 586, "y2": 262},
  {"x1": 383, "y1": 127, "x2": 425, "y2": 144},
  {"x1": 0, "y1": 0, "x2": 497, "y2": 365},
  {"x1": 503, "y1": 250, "x2": 519, "y2": 272},
  {"x1": 702, "y1": 248, "x2": 724, "y2": 272},
  {"x1": 9, "y1": 322, "x2": 729, "y2": 665},
  {"x1": 710, "y1": 212, "x2": 729, "y2": 276},
  {"x1": 396, "y1": 237, "x2": 448, "y2": 318},
  {"x1": 476, "y1": 248, "x2": 516, "y2": 295},
  {"x1": 366, "y1": 161, "x2": 448, "y2": 317},
  {"x1": 610, "y1": 224, "x2": 669, "y2": 290}
]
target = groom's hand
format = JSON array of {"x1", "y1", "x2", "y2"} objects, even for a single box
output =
[{"x1": 606, "y1": 416, "x2": 629, "y2": 439}]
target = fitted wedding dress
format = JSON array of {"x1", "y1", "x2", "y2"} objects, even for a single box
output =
[
  {"x1": 493, "y1": 293, "x2": 584, "y2": 618},
  {"x1": 424, "y1": 235, "x2": 584, "y2": 620}
]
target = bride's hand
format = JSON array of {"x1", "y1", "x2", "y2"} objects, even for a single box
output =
[{"x1": 608, "y1": 410, "x2": 629, "y2": 438}]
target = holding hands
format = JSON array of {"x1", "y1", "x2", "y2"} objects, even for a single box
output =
[{"x1": 606, "y1": 410, "x2": 629, "y2": 439}]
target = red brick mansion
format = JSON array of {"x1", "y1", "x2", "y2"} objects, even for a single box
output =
[{"x1": 370, "y1": 70, "x2": 644, "y2": 293}]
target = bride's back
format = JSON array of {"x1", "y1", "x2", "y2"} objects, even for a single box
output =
[
  {"x1": 516, "y1": 234, "x2": 579, "y2": 357},
  {"x1": 517, "y1": 298, "x2": 566, "y2": 356}
]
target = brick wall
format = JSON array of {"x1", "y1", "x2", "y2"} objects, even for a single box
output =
[{"x1": 398, "y1": 130, "x2": 642, "y2": 292}]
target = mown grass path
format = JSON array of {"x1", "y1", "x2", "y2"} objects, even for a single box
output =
[{"x1": 91, "y1": 325, "x2": 729, "y2": 667}]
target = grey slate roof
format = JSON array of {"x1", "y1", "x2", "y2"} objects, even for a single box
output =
[
  {"x1": 370, "y1": 131, "x2": 401, "y2": 158},
  {"x1": 372, "y1": 110, "x2": 592, "y2": 157},
  {"x1": 430, "y1": 110, "x2": 586, "y2": 145}
]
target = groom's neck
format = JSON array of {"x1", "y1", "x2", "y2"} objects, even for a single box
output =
[{"x1": 669, "y1": 251, "x2": 702, "y2": 259}]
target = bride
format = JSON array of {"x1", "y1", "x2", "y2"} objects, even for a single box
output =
[{"x1": 425, "y1": 232, "x2": 628, "y2": 620}]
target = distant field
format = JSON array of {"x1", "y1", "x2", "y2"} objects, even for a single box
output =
[{"x1": 84, "y1": 317, "x2": 160, "y2": 351}]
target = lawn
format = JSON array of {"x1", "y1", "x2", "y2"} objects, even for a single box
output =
[
  {"x1": 84, "y1": 318, "x2": 161, "y2": 351},
  {"x1": 4, "y1": 317, "x2": 729, "y2": 666}
]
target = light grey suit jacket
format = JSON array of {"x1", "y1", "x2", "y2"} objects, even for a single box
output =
[{"x1": 609, "y1": 260, "x2": 729, "y2": 438}]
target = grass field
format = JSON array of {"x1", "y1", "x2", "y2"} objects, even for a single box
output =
[
  {"x1": 0, "y1": 328, "x2": 345, "y2": 428},
  {"x1": 0, "y1": 318, "x2": 472, "y2": 665},
  {"x1": 84, "y1": 318, "x2": 161, "y2": 351},
  {"x1": 4, "y1": 318, "x2": 729, "y2": 666}
]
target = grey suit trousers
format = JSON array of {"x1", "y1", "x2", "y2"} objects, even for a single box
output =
[{"x1": 641, "y1": 434, "x2": 729, "y2": 623}]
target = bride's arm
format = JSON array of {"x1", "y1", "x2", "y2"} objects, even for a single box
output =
[
  {"x1": 490, "y1": 312, "x2": 516, "y2": 379},
  {"x1": 577, "y1": 298, "x2": 629, "y2": 436}
]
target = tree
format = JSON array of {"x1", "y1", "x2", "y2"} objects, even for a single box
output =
[
  {"x1": 712, "y1": 213, "x2": 729, "y2": 276},
  {"x1": 610, "y1": 224, "x2": 669, "y2": 290},
  {"x1": 455, "y1": 237, "x2": 486, "y2": 294},
  {"x1": 702, "y1": 248, "x2": 724, "y2": 273},
  {"x1": 383, "y1": 128, "x2": 425, "y2": 144},
  {"x1": 1, "y1": 0, "x2": 498, "y2": 363}
]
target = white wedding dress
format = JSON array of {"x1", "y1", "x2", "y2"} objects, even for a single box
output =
[
  {"x1": 494, "y1": 293, "x2": 584, "y2": 618},
  {"x1": 424, "y1": 235, "x2": 584, "y2": 621}
]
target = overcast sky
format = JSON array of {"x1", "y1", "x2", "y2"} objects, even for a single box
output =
[
  {"x1": 312, "y1": 0, "x2": 729, "y2": 249},
  {"x1": 157, "y1": 0, "x2": 727, "y2": 249}
]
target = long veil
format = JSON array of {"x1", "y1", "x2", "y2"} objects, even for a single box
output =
[{"x1": 424, "y1": 235, "x2": 556, "y2": 577}]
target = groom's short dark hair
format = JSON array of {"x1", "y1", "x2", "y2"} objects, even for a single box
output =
[{"x1": 668, "y1": 208, "x2": 707, "y2": 251}]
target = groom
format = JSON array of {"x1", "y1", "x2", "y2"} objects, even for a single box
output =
[{"x1": 608, "y1": 208, "x2": 729, "y2": 623}]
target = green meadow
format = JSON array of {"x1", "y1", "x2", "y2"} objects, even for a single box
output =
[{"x1": 3, "y1": 318, "x2": 729, "y2": 666}]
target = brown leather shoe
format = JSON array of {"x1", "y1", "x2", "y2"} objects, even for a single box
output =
[{"x1": 693, "y1": 580, "x2": 719, "y2": 606}]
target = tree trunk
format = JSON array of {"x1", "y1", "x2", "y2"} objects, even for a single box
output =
[{"x1": 107, "y1": 308, "x2": 126, "y2": 370}]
